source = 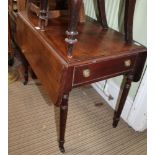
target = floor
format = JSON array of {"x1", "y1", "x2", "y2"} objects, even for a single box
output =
[{"x1": 8, "y1": 75, "x2": 147, "y2": 155}]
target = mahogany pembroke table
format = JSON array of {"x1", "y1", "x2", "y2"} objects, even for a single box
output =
[{"x1": 15, "y1": 0, "x2": 147, "y2": 153}]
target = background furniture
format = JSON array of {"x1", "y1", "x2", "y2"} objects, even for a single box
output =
[{"x1": 9, "y1": 0, "x2": 38, "y2": 83}]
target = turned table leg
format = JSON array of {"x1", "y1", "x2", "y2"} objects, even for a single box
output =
[
  {"x1": 59, "y1": 93, "x2": 69, "y2": 153},
  {"x1": 65, "y1": 0, "x2": 82, "y2": 57},
  {"x1": 124, "y1": 0, "x2": 136, "y2": 42},
  {"x1": 39, "y1": 0, "x2": 48, "y2": 30},
  {"x1": 113, "y1": 74, "x2": 133, "y2": 128},
  {"x1": 97, "y1": 0, "x2": 108, "y2": 28}
]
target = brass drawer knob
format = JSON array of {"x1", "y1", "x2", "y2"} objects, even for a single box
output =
[
  {"x1": 83, "y1": 69, "x2": 91, "y2": 78},
  {"x1": 22, "y1": 49, "x2": 26, "y2": 53},
  {"x1": 124, "y1": 59, "x2": 131, "y2": 67}
]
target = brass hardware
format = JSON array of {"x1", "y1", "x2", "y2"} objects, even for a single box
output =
[
  {"x1": 124, "y1": 59, "x2": 131, "y2": 67},
  {"x1": 83, "y1": 69, "x2": 91, "y2": 78},
  {"x1": 22, "y1": 49, "x2": 26, "y2": 53}
]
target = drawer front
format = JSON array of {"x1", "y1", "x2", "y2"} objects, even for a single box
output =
[{"x1": 73, "y1": 55, "x2": 136, "y2": 86}]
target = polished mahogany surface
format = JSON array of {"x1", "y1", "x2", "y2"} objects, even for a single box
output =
[
  {"x1": 18, "y1": 11, "x2": 145, "y2": 64},
  {"x1": 17, "y1": 11, "x2": 146, "y2": 105}
]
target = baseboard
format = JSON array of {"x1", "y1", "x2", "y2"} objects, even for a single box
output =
[{"x1": 92, "y1": 80, "x2": 133, "y2": 123}]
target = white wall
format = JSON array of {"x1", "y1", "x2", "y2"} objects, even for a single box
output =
[{"x1": 84, "y1": 0, "x2": 147, "y2": 131}]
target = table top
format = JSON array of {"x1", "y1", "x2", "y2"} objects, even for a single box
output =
[
  {"x1": 18, "y1": 11, "x2": 146, "y2": 65},
  {"x1": 16, "y1": 11, "x2": 146, "y2": 106}
]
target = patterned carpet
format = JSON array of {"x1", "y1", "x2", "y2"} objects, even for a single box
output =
[{"x1": 9, "y1": 79, "x2": 147, "y2": 155}]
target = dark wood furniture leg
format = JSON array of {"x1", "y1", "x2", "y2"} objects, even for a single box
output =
[
  {"x1": 19, "y1": 51, "x2": 29, "y2": 85},
  {"x1": 8, "y1": 15, "x2": 14, "y2": 66},
  {"x1": 22, "y1": 55, "x2": 29, "y2": 85},
  {"x1": 39, "y1": 0, "x2": 48, "y2": 30},
  {"x1": 113, "y1": 74, "x2": 133, "y2": 128},
  {"x1": 30, "y1": 67, "x2": 37, "y2": 79},
  {"x1": 65, "y1": 0, "x2": 82, "y2": 57},
  {"x1": 97, "y1": 0, "x2": 108, "y2": 28},
  {"x1": 59, "y1": 93, "x2": 69, "y2": 153},
  {"x1": 124, "y1": 0, "x2": 136, "y2": 42}
]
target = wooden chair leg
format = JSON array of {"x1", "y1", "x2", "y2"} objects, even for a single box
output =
[
  {"x1": 59, "y1": 93, "x2": 69, "y2": 153},
  {"x1": 65, "y1": 0, "x2": 82, "y2": 57},
  {"x1": 97, "y1": 0, "x2": 108, "y2": 29},
  {"x1": 113, "y1": 74, "x2": 133, "y2": 128},
  {"x1": 39, "y1": 0, "x2": 49, "y2": 30},
  {"x1": 124, "y1": 0, "x2": 136, "y2": 43}
]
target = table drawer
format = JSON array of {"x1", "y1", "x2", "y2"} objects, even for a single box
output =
[{"x1": 73, "y1": 55, "x2": 136, "y2": 86}]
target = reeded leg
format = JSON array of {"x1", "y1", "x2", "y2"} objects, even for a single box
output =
[
  {"x1": 65, "y1": 0, "x2": 82, "y2": 57},
  {"x1": 59, "y1": 94, "x2": 69, "y2": 153},
  {"x1": 113, "y1": 74, "x2": 133, "y2": 128},
  {"x1": 39, "y1": 0, "x2": 48, "y2": 30},
  {"x1": 124, "y1": 0, "x2": 136, "y2": 42},
  {"x1": 97, "y1": 0, "x2": 108, "y2": 28}
]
